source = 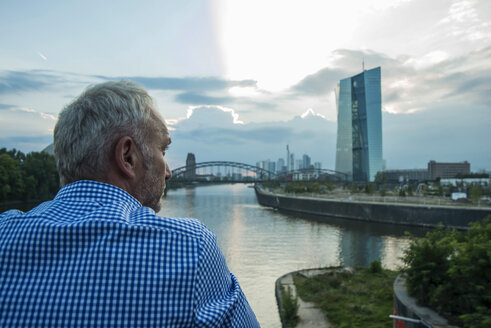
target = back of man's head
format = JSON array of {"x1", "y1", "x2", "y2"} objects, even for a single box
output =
[{"x1": 54, "y1": 80, "x2": 154, "y2": 186}]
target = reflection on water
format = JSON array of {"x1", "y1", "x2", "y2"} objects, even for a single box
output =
[{"x1": 160, "y1": 184, "x2": 430, "y2": 328}]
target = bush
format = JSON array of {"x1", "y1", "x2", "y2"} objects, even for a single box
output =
[
  {"x1": 281, "y1": 286, "x2": 300, "y2": 327},
  {"x1": 402, "y1": 217, "x2": 491, "y2": 327},
  {"x1": 369, "y1": 260, "x2": 383, "y2": 273}
]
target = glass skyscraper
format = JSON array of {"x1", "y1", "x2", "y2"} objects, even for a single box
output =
[{"x1": 335, "y1": 67, "x2": 382, "y2": 182}]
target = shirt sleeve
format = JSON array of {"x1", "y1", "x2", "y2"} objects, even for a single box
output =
[{"x1": 193, "y1": 227, "x2": 260, "y2": 328}]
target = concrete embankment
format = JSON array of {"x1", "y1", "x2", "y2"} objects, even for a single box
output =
[
  {"x1": 393, "y1": 275, "x2": 458, "y2": 328},
  {"x1": 255, "y1": 186, "x2": 491, "y2": 229}
]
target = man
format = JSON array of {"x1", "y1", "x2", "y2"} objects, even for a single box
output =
[{"x1": 0, "y1": 80, "x2": 260, "y2": 327}]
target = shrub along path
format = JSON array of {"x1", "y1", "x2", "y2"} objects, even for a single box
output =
[{"x1": 277, "y1": 269, "x2": 331, "y2": 327}]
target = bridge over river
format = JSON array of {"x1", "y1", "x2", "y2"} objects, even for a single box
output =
[{"x1": 168, "y1": 160, "x2": 347, "y2": 188}]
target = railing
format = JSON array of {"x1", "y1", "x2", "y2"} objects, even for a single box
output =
[{"x1": 390, "y1": 315, "x2": 432, "y2": 328}]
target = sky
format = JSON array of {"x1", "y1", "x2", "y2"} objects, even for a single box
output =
[{"x1": 1, "y1": 0, "x2": 490, "y2": 171}]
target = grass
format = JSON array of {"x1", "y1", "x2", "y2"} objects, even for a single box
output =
[{"x1": 293, "y1": 265, "x2": 399, "y2": 328}]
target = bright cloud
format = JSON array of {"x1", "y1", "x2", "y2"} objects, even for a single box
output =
[
  {"x1": 11, "y1": 106, "x2": 57, "y2": 121},
  {"x1": 300, "y1": 108, "x2": 326, "y2": 119},
  {"x1": 186, "y1": 105, "x2": 244, "y2": 124},
  {"x1": 404, "y1": 51, "x2": 450, "y2": 69},
  {"x1": 439, "y1": 0, "x2": 489, "y2": 41}
]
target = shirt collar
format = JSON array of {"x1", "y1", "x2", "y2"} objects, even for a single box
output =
[{"x1": 54, "y1": 180, "x2": 142, "y2": 210}]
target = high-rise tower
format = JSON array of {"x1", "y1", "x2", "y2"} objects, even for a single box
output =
[
  {"x1": 286, "y1": 145, "x2": 290, "y2": 171},
  {"x1": 185, "y1": 153, "x2": 196, "y2": 179},
  {"x1": 335, "y1": 67, "x2": 382, "y2": 182}
]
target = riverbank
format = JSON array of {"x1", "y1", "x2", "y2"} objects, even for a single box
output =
[
  {"x1": 276, "y1": 266, "x2": 398, "y2": 327},
  {"x1": 255, "y1": 185, "x2": 491, "y2": 229}
]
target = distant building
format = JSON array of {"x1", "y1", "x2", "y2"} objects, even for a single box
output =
[
  {"x1": 335, "y1": 66, "x2": 383, "y2": 182},
  {"x1": 277, "y1": 158, "x2": 286, "y2": 173},
  {"x1": 256, "y1": 159, "x2": 276, "y2": 175},
  {"x1": 302, "y1": 154, "x2": 311, "y2": 170},
  {"x1": 185, "y1": 153, "x2": 196, "y2": 179},
  {"x1": 232, "y1": 173, "x2": 243, "y2": 181},
  {"x1": 289, "y1": 153, "x2": 295, "y2": 171},
  {"x1": 383, "y1": 169, "x2": 428, "y2": 182},
  {"x1": 441, "y1": 178, "x2": 489, "y2": 187},
  {"x1": 286, "y1": 145, "x2": 291, "y2": 172},
  {"x1": 428, "y1": 160, "x2": 470, "y2": 180},
  {"x1": 314, "y1": 162, "x2": 322, "y2": 170}
]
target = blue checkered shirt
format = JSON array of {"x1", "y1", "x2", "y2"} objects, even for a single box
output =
[{"x1": 0, "y1": 180, "x2": 259, "y2": 327}]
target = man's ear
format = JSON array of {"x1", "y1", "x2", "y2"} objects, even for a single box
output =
[{"x1": 114, "y1": 136, "x2": 139, "y2": 180}]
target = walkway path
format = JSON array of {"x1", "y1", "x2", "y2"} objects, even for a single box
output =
[{"x1": 277, "y1": 269, "x2": 332, "y2": 328}]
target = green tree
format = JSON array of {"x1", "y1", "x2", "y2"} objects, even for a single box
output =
[
  {"x1": 469, "y1": 185, "x2": 482, "y2": 203},
  {"x1": 0, "y1": 149, "x2": 59, "y2": 202},
  {"x1": 403, "y1": 217, "x2": 491, "y2": 327},
  {"x1": 365, "y1": 183, "x2": 376, "y2": 195},
  {"x1": 21, "y1": 151, "x2": 59, "y2": 200},
  {"x1": 0, "y1": 153, "x2": 25, "y2": 201},
  {"x1": 407, "y1": 184, "x2": 413, "y2": 196},
  {"x1": 374, "y1": 171, "x2": 387, "y2": 185}
]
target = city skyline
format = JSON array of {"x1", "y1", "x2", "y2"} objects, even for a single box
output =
[
  {"x1": 256, "y1": 145, "x2": 322, "y2": 174},
  {"x1": 1, "y1": 0, "x2": 490, "y2": 171}
]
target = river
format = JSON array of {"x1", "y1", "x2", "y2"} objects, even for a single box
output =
[{"x1": 160, "y1": 184, "x2": 429, "y2": 327}]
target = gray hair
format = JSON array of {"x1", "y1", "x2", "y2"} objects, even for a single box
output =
[{"x1": 54, "y1": 80, "x2": 157, "y2": 186}]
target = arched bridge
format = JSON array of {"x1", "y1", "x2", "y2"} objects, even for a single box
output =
[
  {"x1": 172, "y1": 161, "x2": 276, "y2": 182},
  {"x1": 170, "y1": 161, "x2": 347, "y2": 183}
]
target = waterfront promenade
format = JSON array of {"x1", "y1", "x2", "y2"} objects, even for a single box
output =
[
  {"x1": 255, "y1": 185, "x2": 491, "y2": 229},
  {"x1": 269, "y1": 188, "x2": 491, "y2": 209}
]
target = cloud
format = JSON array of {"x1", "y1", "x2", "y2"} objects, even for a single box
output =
[
  {"x1": 289, "y1": 46, "x2": 491, "y2": 116},
  {"x1": 11, "y1": 106, "x2": 58, "y2": 121},
  {"x1": 383, "y1": 101, "x2": 491, "y2": 170},
  {"x1": 291, "y1": 49, "x2": 404, "y2": 97},
  {"x1": 300, "y1": 108, "x2": 326, "y2": 119},
  {"x1": 109, "y1": 76, "x2": 257, "y2": 92},
  {"x1": 175, "y1": 126, "x2": 293, "y2": 145},
  {"x1": 2, "y1": 44, "x2": 490, "y2": 171},
  {"x1": 175, "y1": 92, "x2": 231, "y2": 105},
  {"x1": 179, "y1": 105, "x2": 244, "y2": 127},
  {"x1": 165, "y1": 105, "x2": 337, "y2": 169},
  {"x1": 439, "y1": 0, "x2": 488, "y2": 41},
  {"x1": 0, "y1": 69, "x2": 97, "y2": 95},
  {"x1": 292, "y1": 67, "x2": 348, "y2": 94},
  {"x1": 0, "y1": 70, "x2": 54, "y2": 94}
]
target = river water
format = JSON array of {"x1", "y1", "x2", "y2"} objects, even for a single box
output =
[{"x1": 160, "y1": 184, "x2": 429, "y2": 327}]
